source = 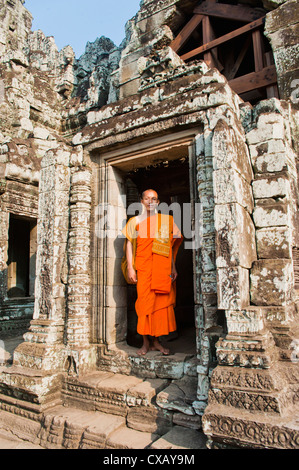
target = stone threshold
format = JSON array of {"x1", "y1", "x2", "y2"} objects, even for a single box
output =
[{"x1": 97, "y1": 339, "x2": 197, "y2": 380}]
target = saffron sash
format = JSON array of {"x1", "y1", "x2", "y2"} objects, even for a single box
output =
[
  {"x1": 151, "y1": 214, "x2": 183, "y2": 294},
  {"x1": 122, "y1": 214, "x2": 182, "y2": 290}
]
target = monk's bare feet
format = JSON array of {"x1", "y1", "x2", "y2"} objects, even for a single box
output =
[
  {"x1": 137, "y1": 336, "x2": 150, "y2": 356},
  {"x1": 137, "y1": 344, "x2": 149, "y2": 356},
  {"x1": 150, "y1": 338, "x2": 170, "y2": 355}
]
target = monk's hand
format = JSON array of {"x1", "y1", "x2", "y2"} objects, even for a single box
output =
[
  {"x1": 127, "y1": 266, "x2": 137, "y2": 284},
  {"x1": 171, "y1": 265, "x2": 178, "y2": 282}
]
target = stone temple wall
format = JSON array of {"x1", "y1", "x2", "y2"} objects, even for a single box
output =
[
  {"x1": 0, "y1": 0, "x2": 123, "y2": 334},
  {"x1": 0, "y1": 0, "x2": 298, "y2": 449}
]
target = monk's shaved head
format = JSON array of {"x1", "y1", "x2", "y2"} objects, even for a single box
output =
[{"x1": 141, "y1": 189, "x2": 159, "y2": 200}]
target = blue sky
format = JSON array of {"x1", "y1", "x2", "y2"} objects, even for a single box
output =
[{"x1": 24, "y1": 0, "x2": 141, "y2": 58}]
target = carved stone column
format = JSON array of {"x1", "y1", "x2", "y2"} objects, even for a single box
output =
[
  {"x1": 64, "y1": 165, "x2": 96, "y2": 374},
  {"x1": 13, "y1": 147, "x2": 70, "y2": 368},
  {"x1": 0, "y1": 147, "x2": 71, "y2": 409}
]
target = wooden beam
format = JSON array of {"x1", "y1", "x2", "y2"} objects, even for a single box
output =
[
  {"x1": 228, "y1": 65, "x2": 277, "y2": 95},
  {"x1": 202, "y1": 9, "x2": 217, "y2": 68},
  {"x1": 223, "y1": 48, "x2": 235, "y2": 79},
  {"x1": 226, "y1": 36, "x2": 251, "y2": 80},
  {"x1": 181, "y1": 17, "x2": 265, "y2": 62},
  {"x1": 252, "y1": 29, "x2": 264, "y2": 72},
  {"x1": 264, "y1": 51, "x2": 279, "y2": 98},
  {"x1": 170, "y1": 14, "x2": 204, "y2": 53},
  {"x1": 194, "y1": 1, "x2": 265, "y2": 23}
]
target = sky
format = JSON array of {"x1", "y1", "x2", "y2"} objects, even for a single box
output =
[{"x1": 24, "y1": 0, "x2": 142, "y2": 58}]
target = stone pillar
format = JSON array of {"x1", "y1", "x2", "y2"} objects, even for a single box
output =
[
  {"x1": 64, "y1": 165, "x2": 96, "y2": 373},
  {"x1": 13, "y1": 147, "x2": 71, "y2": 370},
  {"x1": 247, "y1": 99, "x2": 298, "y2": 361},
  {"x1": 212, "y1": 118, "x2": 256, "y2": 310},
  {"x1": 202, "y1": 102, "x2": 299, "y2": 449},
  {"x1": 193, "y1": 126, "x2": 218, "y2": 417},
  {"x1": 0, "y1": 146, "x2": 73, "y2": 409},
  {"x1": 192, "y1": 102, "x2": 256, "y2": 418},
  {"x1": 92, "y1": 162, "x2": 127, "y2": 348},
  {"x1": 265, "y1": 0, "x2": 299, "y2": 101}
]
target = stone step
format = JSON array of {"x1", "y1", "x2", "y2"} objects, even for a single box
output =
[
  {"x1": 0, "y1": 365, "x2": 63, "y2": 409},
  {"x1": 40, "y1": 406, "x2": 135, "y2": 449},
  {"x1": 156, "y1": 376, "x2": 198, "y2": 415},
  {"x1": 63, "y1": 371, "x2": 166, "y2": 416},
  {"x1": 150, "y1": 425, "x2": 208, "y2": 450},
  {"x1": 63, "y1": 370, "x2": 203, "y2": 435},
  {"x1": 0, "y1": 366, "x2": 208, "y2": 449},
  {"x1": 0, "y1": 430, "x2": 44, "y2": 449},
  {"x1": 0, "y1": 405, "x2": 207, "y2": 449}
]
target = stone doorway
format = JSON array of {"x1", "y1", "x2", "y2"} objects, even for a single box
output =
[
  {"x1": 125, "y1": 158, "x2": 195, "y2": 355},
  {"x1": 92, "y1": 128, "x2": 201, "y2": 377}
]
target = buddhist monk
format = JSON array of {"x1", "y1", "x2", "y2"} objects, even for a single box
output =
[{"x1": 122, "y1": 189, "x2": 183, "y2": 356}]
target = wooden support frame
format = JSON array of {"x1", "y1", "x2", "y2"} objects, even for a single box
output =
[
  {"x1": 228, "y1": 65, "x2": 277, "y2": 95},
  {"x1": 194, "y1": 1, "x2": 264, "y2": 23},
  {"x1": 202, "y1": 0, "x2": 218, "y2": 69},
  {"x1": 181, "y1": 17, "x2": 265, "y2": 62},
  {"x1": 170, "y1": 14, "x2": 204, "y2": 53},
  {"x1": 226, "y1": 36, "x2": 251, "y2": 80},
  {"x1": 252, "y1": 29, "x2": 264, "y2": 71},
  {"x1": 170, "y1": 0, "x2": 278, "y2": 102}
]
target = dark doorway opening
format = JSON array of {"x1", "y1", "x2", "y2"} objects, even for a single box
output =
[
  {"x1": 7, "y1": 215, "x2": 37, "y2": 298},
  {"x1": 125, "y1": 157, "x2": 195, "y2": 350}
]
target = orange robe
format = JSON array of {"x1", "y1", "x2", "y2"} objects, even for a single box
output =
[{"x1": 124, "y1": 214, "x2": 182, "y2": 338}]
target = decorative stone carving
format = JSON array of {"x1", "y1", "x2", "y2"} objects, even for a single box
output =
[
  {"x1": 203, "y1": 410, "x2": 299, "y2": 449},
  {"x1": 250, "y1": 259, "x2": 294, "y2": 306}
]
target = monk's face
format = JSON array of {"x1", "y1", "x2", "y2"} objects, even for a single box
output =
[{"x1": 141, "y1": 190, "x2": 159, "y2": 213}]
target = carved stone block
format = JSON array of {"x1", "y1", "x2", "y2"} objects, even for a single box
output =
[
  {"x1": 127, "y1": 405, "x2": 173, "y2": 435},
  {"x1": 156, "y1": 376, "x2": 198, "y2": 416},
  {"x1": 250, "y1": 259, "x2": 294, "y2": 306},
  {"x1": 217, "y1": 266, "x2": 250, "y2": 310},
  {"x1": 226, "y1": 308, "x2": 265, "y2": 335},
  {"x1": 215, "y1": 203, "x2": 257, "y2": 269},
  {"x1": 212, "y1": 119, "x2": 253, "y2": 183},
  {"x1": 216, "y1": 331, "x2": 278, "y2": 369},
  {"x1": 256, "y1": 227, "x2": 292, "y2": 259},
  {"x1": 213, "y1": 169, "x2": 254, "y2": 213}
]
